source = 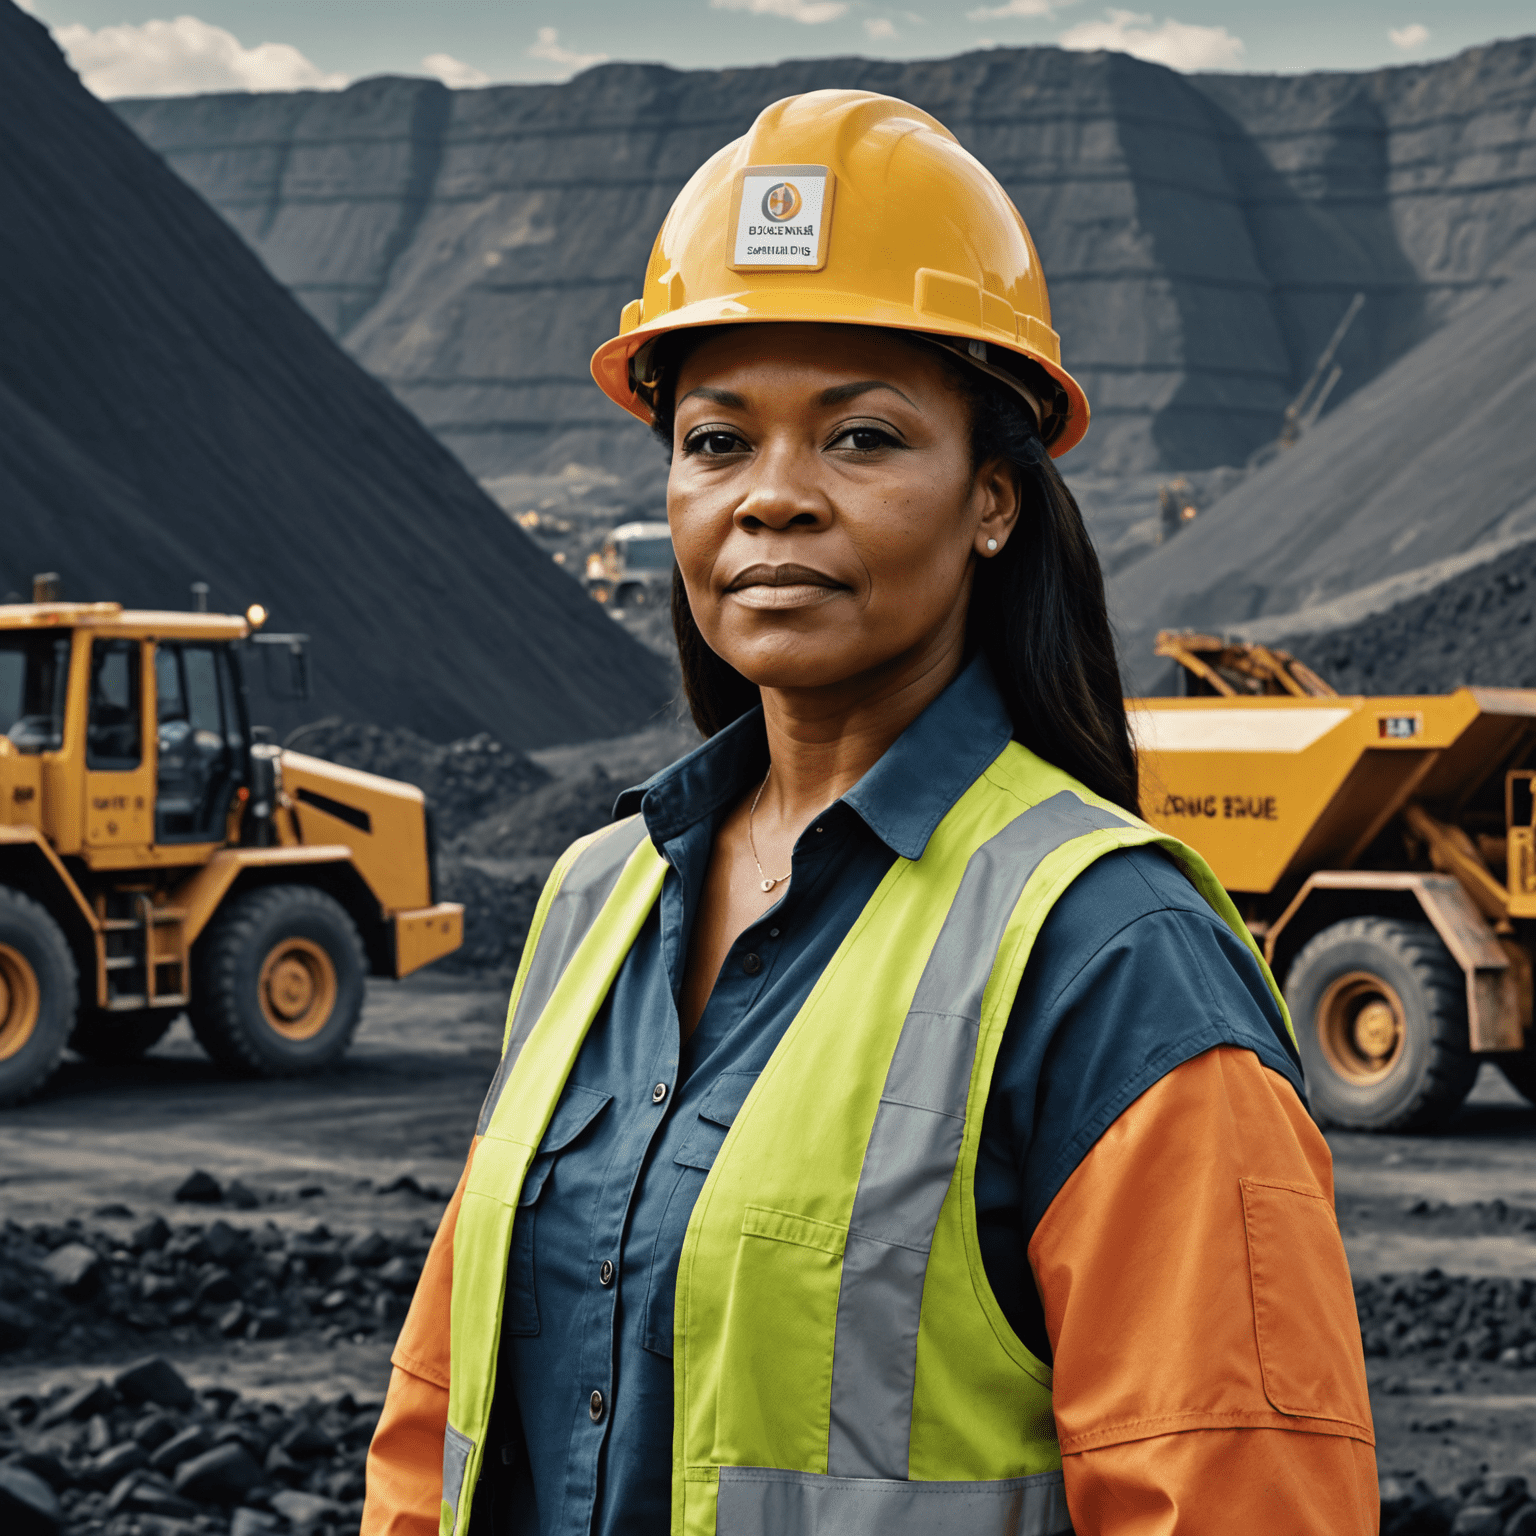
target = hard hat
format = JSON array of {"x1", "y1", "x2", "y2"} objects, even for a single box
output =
[{"x1": 590, "y1": 90, "x2": 1089, "y2": 457}]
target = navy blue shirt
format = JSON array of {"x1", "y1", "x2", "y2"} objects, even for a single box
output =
[{"x1": 492, "y1": 657, "x2": 1300, "y2": 1536}]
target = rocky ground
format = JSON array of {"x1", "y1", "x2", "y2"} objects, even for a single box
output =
[{"x1": 4, "y1": 978, "x2": 1536, "y2": 1532}]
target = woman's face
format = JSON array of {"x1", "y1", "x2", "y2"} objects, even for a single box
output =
[{"x1": 667, "y1": 323, "x2": 1019, "y2": 700}]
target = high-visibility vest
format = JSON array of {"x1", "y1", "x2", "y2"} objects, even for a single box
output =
[{"x1": 441, "y1": 741, "x2": 1291, "y2": 1536}]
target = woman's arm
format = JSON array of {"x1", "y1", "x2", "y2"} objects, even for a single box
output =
[
  {"x1": 1029, "y1": 1045, "x2": 1378, "y2": 1533},
  {"x1": 363, "y1": 1151, "x2": 473, "y2": 1536}
]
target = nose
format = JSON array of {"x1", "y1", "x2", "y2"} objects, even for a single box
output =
[{"x1": 733, "y1": 439, "x2": 829, "y2": 533}]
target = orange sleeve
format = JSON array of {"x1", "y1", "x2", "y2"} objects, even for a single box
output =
[
  {"x1": 363, "y1": 1144, "x2": 475, "y2": 1536},
  {"x1": 1027, "y1": 1045, "x2": 1377, "y2": 1534}
]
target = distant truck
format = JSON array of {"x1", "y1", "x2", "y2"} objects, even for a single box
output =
[
  {"x1": 1134, "y1": 633, "x2": 1536, "y2": 1134},
  {"x1": 0, "y1": 579, "x2": 463, "y2": 1106},
  {"x1": 583, "y1": 521, "x2": 674, "y2": 609}
]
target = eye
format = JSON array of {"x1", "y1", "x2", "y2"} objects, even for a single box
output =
[
  {"x1": 682, "y1": 428, "x2": 748, "y2": 457},
  {"x1": 828, "y1": 425, "x2": 902, "y2": 453}
]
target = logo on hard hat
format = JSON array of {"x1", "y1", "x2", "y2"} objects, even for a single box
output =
[{"x1": 761, "y1": 182, "x2": 803, "y2": 222}]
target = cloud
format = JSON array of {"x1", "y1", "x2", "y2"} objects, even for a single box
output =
[
  {"x1": 1389, "y1": 22, "x2": 1429, "y2": 50},
  {"x1": 525, "y1": 26, "x2": 608, "y2": 73},
  {"x1": 422, "y1": 52, "x2": 489, "y2": 88},
  {"x1": 710, "y1": 0, "x2": 850, "y2": 23},
  {"x1": 967, "y1": 0, "x2": 1052, "y2": 18},
  {"x1": 865, "y1": 17, "x2": 897, "y2": 37},
  {"x1": 53, "y1": 15, "x2": 348, "y2": 98},
  {"x1": 1059, "y1": 9, "x2": 1243, "y2": 70}
]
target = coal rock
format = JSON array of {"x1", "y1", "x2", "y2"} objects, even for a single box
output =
[
  {"x1": 129, "y1": 1217, "x2": 170, "y2": 1253},
  {"x1": 270, "y1": 1488, "x2": 343, "y2": 1527},
  {"x1": 0, "y1": 1462, "x2": 61, "y2": 1536},
  {"x1": 149, "y1": 1425, "x2": 212, "y2": 1474},
  {"x1": 41, "y1": 1245, "x2": 100, "y2": 1301},
  {"x1": 173, "y1": 1171, "x2": 223, "y2": 1204},
  {"x1": 40, "y1": 1380, "x2": 114, "y2": 1427},
  {"x1": 172, "y1": 1442, "x2": 264, "y2": 1503},
  {"x1": 0, "y1": 1301, "x2": 35, "y2": 1351},
  {"x1": 231, "y1": 1509, "x2": 280, "y2": 1536},
  {"x1": 113, "y1": 1357, "x2": 194, "y2": 1410},
  {"x1": 84, "y1": 1441, "x2": 147, "y2": 1489},
  {"x1": 225, "y1": 1181, "x2": 261, "y2": 1211}
]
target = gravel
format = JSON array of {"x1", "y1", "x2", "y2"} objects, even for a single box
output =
[
  {"x1": 0, "y1": 1208, "x2": 439, "y2": 1366},
  {"x1": 1, "y1": 1360, "x2": 374, "y2": 1535}
]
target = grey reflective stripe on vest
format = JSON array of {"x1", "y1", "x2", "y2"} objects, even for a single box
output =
[
  {"x1": 476, "y1": 815, "x2": 651, "y2": 1135},
  {"x1": 442, "y1": 1424, "x2": 473, "y2": 1524},
  {"x1": 826, "y1": 792, "x2": 1129, "y2": 1481},
  {"x1": 717, "y1": 1467, "x2": 1073, "y2": 1536}
]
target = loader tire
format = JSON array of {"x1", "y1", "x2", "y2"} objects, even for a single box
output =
[
  {"x1": 189, "y1": 885, "x2": 365, "y2": 1077},
  {"x1": 70, "y1": 1008, "x2": 177, "y2": 1061},
  {"x1": 1287, "y1": 917, "x2": 1475, "y2": 1133},
  {"x1": 0, "y1": 888, "x2": 78, "y2": 1107}
]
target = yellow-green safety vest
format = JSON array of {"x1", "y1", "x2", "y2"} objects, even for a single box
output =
[{"x1": 442, "y1": 740, "x2": 1291, "y2": 1536}]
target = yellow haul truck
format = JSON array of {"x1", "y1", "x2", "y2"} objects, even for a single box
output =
[
  {"x1": 1135, "y1": 634, "x2": 1536, "y2": 1133},
  {"x1": 0, "y1": 586, "x2": 463, "y2": 1106}
]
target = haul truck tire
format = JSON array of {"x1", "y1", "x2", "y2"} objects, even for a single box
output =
[
  {"x1": 1287, "y1": 917, "x2": 1475, "y2": 1133},
  {"x1": 0, "y1": 888, "x2": 78, "y2": 1107},
  {"x1": 71, "y1": 1009, "x2": 177, "y2": 1061},
  {"x1": 189, "y1": 885, "x2": 365, "y2": 1077}
]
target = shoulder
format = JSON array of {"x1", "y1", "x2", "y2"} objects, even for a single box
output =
[{"x1": 993, "y1": 845, "x2": 1303, "y2": 1232}]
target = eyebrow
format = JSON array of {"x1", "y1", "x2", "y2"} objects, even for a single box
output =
[
  {"x1": 817, "y1": 380, "x2": 917, "y2": 409},
  {"x1": 677, "y1": 380, "x2": 918, "y2": 411}
]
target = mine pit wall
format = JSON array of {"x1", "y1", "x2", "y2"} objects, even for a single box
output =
[{"x1": 114, "y1": 39, "x2": 1536, "y2": 484}]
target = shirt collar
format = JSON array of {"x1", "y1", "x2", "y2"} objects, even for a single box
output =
[{"x1": 614, "y1": 653, "x2": 1014, "y2": 863}]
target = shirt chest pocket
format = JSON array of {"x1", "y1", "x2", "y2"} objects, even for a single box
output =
[
  {"x1": 503, "y1": 1085, "x2": 612, "y2": 1338},
  {"x1": 643, "y1": 1071, "x2": 759, "y2": 1356}
]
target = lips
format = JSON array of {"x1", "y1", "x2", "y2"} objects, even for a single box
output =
[{"x1": 724, "y1": 562, "x2": 849, "y2": 611}]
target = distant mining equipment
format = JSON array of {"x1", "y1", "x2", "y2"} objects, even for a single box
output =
[{"x1": 1249, "y1": 291, "x2": 1366, "y2": 471}]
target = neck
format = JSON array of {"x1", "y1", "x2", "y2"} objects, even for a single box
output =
[{"x1": 756, "y1": 629, "x2": 968, "y2": 824}]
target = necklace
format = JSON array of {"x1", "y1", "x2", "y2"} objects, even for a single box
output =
[{"x1": 747, "y1": 766, "x2": 792, "y2": 893}]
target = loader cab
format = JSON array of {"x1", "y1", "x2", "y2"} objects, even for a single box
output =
[
  {"x1": 151, "y1": 641, "x2": 246, "y2": 843},
  {"x1": 1, "y1": 631, "x2": 71, "y2": 754}
]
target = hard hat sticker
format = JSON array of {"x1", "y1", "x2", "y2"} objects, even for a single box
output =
[{"x1": 730, "y1": 164, "x2": 833, "y2": 272}]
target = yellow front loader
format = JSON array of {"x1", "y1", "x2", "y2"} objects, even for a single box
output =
[
  {"x1": 1135, "y1": 633, "x2": 1536, "y2": 1132},
  {"x1": 0, "y1": 583, "x2": 462, "y2": 1105}
]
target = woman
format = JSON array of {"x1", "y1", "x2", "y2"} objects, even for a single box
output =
[{"x1": 363, "y1": 91, "x2": 1376, "y2": 1536}]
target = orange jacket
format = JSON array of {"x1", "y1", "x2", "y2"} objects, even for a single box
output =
[{"x1": 363, "y1": 1044, "x2": 1377, "y2": 1535}]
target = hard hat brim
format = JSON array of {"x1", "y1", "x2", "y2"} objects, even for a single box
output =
[{"x1": 590, "y1": 295, "x2": 1090, "y2": 460}]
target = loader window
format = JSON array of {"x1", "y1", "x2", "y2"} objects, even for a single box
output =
[
  {"x1": 0, "y1": 634, "x2": 70, "y2": 753},
  {"x1": 86, "y1": 640, "x2": 142, "y2": 769},
  {"x1": 154, "y1": 641, "x2": 237, "y2": 842},
  {"x1": 617, "y1": 535, "x2": 674, "y2": 571}
]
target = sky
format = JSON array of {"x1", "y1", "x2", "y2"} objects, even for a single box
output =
[{"x1": 13, "y1": 0, "x2": 1534, "y2": 98}]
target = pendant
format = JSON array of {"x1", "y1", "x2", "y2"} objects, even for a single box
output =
[{"x1": 760, "y1": 878, "x2": 775, "y2": 892}]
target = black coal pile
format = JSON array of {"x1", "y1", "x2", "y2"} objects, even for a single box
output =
[
  {"x1": 447, "y1": 767, "x2": 621, "y2": 861},
  {"x1": 1282, "y1": 546, "x2": 1536, "y2": 697},
  {"x1": 0, "y1": 3, "x2": 671, "y2": 749},
  {"x1": 283, "y1": 723, "x2": 549, "y2": 839},
  {"x1": 1, "y1": 1359, "x2": 373, "y2": 1536},
  {"x1": 0, "y1": 1212, "x2": 434, "y2": 1364}
]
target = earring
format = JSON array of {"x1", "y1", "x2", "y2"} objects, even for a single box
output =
[{"x1": 986, "y1": 538, "x2": 998, "y2": 552}]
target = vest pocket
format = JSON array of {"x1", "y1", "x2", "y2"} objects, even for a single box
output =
[
  {"x1": 503, "y1": 1085, "x2": 612, "y2": 1337},
  {"x1": 712, "y1": 1205, "x2": 847, "y2": 1472}
]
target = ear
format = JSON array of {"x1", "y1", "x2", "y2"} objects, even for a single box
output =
[{"x1": 972, "y1": 456, "x2": 1022, "y2": 560}]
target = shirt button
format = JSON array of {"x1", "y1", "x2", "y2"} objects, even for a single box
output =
[
  {"x1": 769, "y1": 928, "x2": 780, "y2": 938},
  {"x1": 652, "y1": 1082, "x2": 667, "y2": 1104},
  {"x1": 589, "y1": 1390, "x2": 605, "y2": 1422},
  {"x1": 599, "y1": 1259, "x2": 615, "y2": 1286},
  {"x1": 742, "y1": 952, "x2": 762, "y2": 976}
]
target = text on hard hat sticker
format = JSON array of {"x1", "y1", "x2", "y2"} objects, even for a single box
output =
[{"x1": 734, "y1": 168, "x2": 829, "y2": 269}]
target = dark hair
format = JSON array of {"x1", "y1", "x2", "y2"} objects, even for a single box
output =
[{"x1": 650, "y1": 327, "x2": 1139, "y2": 815}]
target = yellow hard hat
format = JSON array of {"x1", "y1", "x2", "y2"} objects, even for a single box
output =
[{"x1": 590, "y1": 89, "x2": 1089, "y2": 457}]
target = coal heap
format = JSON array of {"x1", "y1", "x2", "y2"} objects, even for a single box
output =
[
  {"x1": 0, "y1": 3, "x2": 671, "y2": 748},
  {"x1": 115, "y1": 38, "x2": 1536, "y2": 481},
  {"x1": 1112, "y1": 269, "x2": 1536, "y2": 692}
]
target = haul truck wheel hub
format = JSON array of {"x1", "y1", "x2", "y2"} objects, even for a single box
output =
[
  {"x1": 0, "y1": 943, "x2": 41, "y2": 1062},
  {"x1": 258, "y1": 939, "x2": 336, "y2": 1041},
  {"x1": 1318, "y1": 971, "x2": 1406, "y2": 1084}
]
